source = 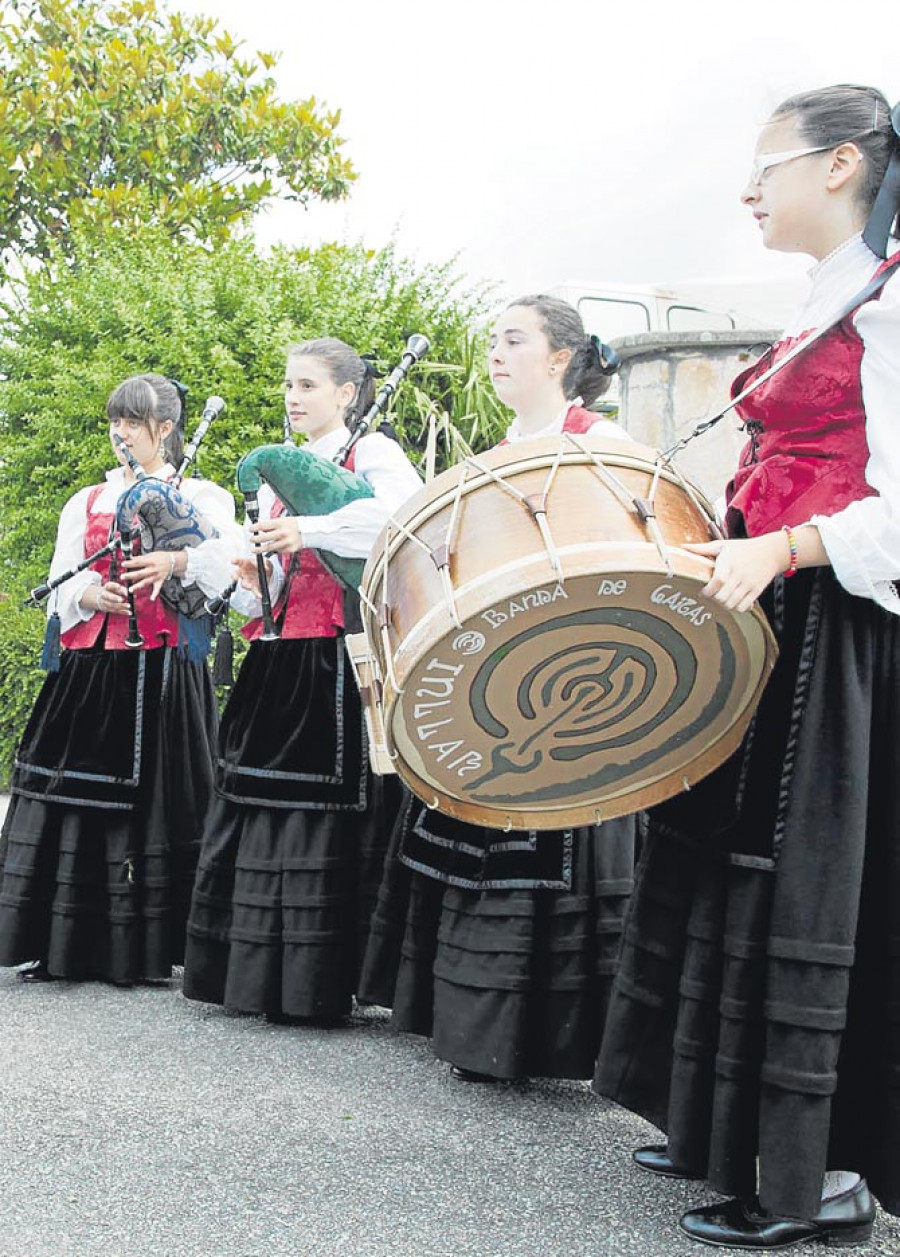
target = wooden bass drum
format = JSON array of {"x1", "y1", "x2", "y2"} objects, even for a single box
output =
[{"x1": 356, "y1": 433, "x2": 777, "y2": 830}]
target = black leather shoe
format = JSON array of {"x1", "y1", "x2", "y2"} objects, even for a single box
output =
[
  {"x1": 679, "y1": 1178, "x2": 875, "y2": 1249},
  {"x1": 633, "y1": 1143, "x2": 699, "y2": 1179},
  {"x1": 449, "y1": 1065, "x2": 496, "y2": 1083}
]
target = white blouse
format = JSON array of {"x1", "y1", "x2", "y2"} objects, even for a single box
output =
[
  {"x1": 504, "y1": 400, "x2": 632, "y2": 444},
  {"x1": 231, "y1": 426, "x2": 423, "y2": 619},
  {"x1": 787, "y1": 234, "x2": 900, "y2": 613},
  {"x1": 48, "y1": 465, "x2": 242, "y2": 634}
]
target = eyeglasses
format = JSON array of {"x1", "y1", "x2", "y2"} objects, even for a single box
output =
[{"x1": 748, "y1": 144, "x2": 837, "y2": 185}]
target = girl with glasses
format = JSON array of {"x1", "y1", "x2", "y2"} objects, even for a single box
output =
[{"x1": 595, "y1": 84, "x2": 900, "y2": 1250}]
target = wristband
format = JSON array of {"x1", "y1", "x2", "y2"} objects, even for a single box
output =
[
  {"x1": 168, "y1": 551, "x2": 177, "y2": 578},
  {"x1": 781, "y1": 525, "x2": 798, "y2": 578}
]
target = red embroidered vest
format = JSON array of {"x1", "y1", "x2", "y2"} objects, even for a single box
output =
[
  {"x1": 560, "y1": 406, "x2": 603, "y2": 436},
  {"x1": 241, "y1": 448, "x2": 357, "y2": 642},
  {"x1": 725, "y1": 255, "x2": 900, "y2": 538},
  {"x1": 61, "y1": 485, "x2": 181, "y2": 650}
]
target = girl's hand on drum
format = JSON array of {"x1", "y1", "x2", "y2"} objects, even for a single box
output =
[
  {"x1": 683, "y1": 534, "x2": 790, "y2": 613},
  {"x1": 233, "y1": 557, "x2": 273, "y2": 597},
  {"x1": 249, "y1": 517, "x2": 302, "y2": 554}
]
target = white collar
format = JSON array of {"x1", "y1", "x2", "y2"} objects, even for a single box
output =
[
  {"x1": 505, "y1": 399, "x2": 582, "y2": 443},
  {"x1": 303, "y1": 426, "x2": 351, "y2": 458},
  {"x1": 807, "y1": 231, "x2": 868, "y2": 278},
  {"x1": 786, "y1": 233, "x2": 897, "y2": 336},
  {"x1": 104, "y1": 462, "x2": 176, "y2": 485}
]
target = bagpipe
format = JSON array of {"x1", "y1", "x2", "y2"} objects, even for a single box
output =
[
  {"x1": 212, "y1": 334, "x2": 429, "y2": 642},
  {"x1": 27, "y1": 396, "x2": 226, "y2": 666}
]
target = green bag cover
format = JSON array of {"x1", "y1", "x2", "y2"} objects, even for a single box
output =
[{"x1": 236, "y1": 443, "x2": 373, "y2": 590}]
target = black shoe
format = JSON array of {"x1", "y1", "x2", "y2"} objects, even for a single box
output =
[
  {"x1": 17, "y1": 960, "x2": 54, "y2": 983},
  {"x1": 679, "y1": 1178, "x2": 875, "y2": 1249},
  {"x1": 633, "y1": 1143, "x2": 698, "y2": 1180},
  {"x1": 449, "y1": 1065, "x2": 496, "y2": 1083}
]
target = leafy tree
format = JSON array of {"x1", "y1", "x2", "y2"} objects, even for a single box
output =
[{"x1": 0, "y1": 0, "x2": 355, "y2": 260}]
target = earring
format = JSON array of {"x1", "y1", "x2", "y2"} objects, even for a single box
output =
[{"x1": 549, "y1": 366, "x2": 557, "y2": 375}]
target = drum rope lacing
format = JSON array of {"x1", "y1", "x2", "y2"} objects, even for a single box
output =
[
  {"x1": 459, "y1": 451, "x2": 566, "y2": 582},
  {"x1": 563, "y1": 434, "x2": 678, "y2": 573},
  {"x1": 358, "y1": 534, "x2": 404, "y2": 698},
  {"x1": 370, "y1": 433, "x2": 722, "y2": 654}
]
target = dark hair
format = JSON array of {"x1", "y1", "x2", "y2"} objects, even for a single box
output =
[
  {"x1": 771, "y1": 84, "x2": 898, "y2": 238},
  {"x1": 285, "y1": 337, "x2": 376, "y2": 427},
  {"x1": 105, "y1": 373, "x2": 185, "y2": 465},
  {"x1": 503, "y1": 294, "x2": 618, "y2": 405}
]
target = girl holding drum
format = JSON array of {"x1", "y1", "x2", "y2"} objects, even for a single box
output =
[
  {"x1": 358, "y1": 295, "x2": 643, "y2": 1083},
  {"x1": 0, "y1": 374, "x2": 239, "y2": 986},
  {"x1": 594, "y1": 84, "x2": 900, "y2": 1249},
  {"x1": 183, "y1": 338, "x2": 420, "y2": 1023}
]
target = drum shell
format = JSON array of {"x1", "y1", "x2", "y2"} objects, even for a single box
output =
[
  {"x1": 360, "y1": 435, "x2": 777, "y2": 830},
  {"x1": 344, "y1": 631, "x2": 395, "y2": 777}
]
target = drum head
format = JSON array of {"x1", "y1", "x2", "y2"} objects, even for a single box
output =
[{"x1": 387, "y1": 564, "x2": 775, "y2": 830}]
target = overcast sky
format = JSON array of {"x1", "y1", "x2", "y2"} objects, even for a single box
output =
[{"x1": 179, "y1": 0, "x2": 895, "y2": 316}]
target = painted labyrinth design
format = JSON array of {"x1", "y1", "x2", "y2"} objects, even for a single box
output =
[
  {"x1": 465, "y1": 607, "x2": 734, "y2": 804},
  {"x1": 391, "y1": 572, "x2": 768, "y2": 826}
]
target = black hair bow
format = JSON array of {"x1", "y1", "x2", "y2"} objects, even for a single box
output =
[
  {"x1": 863, "y1": 99, "x2": 900, "y2": 259},
  {"x1": 587, "y1": 333, "x2": 620, "y2": 375}
]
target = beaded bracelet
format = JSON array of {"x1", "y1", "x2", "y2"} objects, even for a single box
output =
[{"x1": 781, "y1": 525, "x2": 799, "y2": 578}]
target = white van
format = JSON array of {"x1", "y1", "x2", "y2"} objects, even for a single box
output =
[{"x1": 547, "y1": 275, "x2": 806, "y2": 342}]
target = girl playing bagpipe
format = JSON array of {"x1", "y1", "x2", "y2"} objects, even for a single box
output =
[
  {"x1": 182, "y1": 337, "x2": 422, "y2": 1023},
  {"x1": 0, "y1": 374, "x2": 239, "y2": 986}
]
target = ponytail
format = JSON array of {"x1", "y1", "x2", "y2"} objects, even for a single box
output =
[{"x1": 577, "y1": 334, "x2": 620, "y2": 405}]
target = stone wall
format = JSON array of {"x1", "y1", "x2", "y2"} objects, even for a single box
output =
[{"x1": 612, "y1": 329, "x2": 779, "y2": 505}]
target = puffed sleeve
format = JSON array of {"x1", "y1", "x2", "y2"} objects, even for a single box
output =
[
  {"x1": 46, "y1": 486, "x2": 102, "y2": 635},
  {"x1": 177, "y1": 479, "x2": 245, "y2": 601},
  {"x1": 296, "y1": 432, "x2": 423, "y2": 559}
]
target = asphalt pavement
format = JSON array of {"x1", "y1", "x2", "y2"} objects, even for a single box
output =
[{"x1": 1, "y1": 794, "x2": 899, "y2": 1257}]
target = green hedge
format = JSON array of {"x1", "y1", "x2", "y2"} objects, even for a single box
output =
[
  {"x1": 0, "y1": 598, "x2": 46, "y2": 782},
  {"x1": 0, "y1": 227, "x2": 508, "y2": 784}
]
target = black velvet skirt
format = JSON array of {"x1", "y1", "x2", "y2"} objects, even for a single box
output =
[
  {"x1": 183, "y1": 636, "x2": 402, "y2": 1020},
  {"x1": 358, "y1": 791, "x2": 640, "y2": 1080},
  {"x1": 593, "y1": 569, "x2": 900, "y2": 1220},
  {"x1": 0, "y1": 645, "x2": 218, "y2": 983}
]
